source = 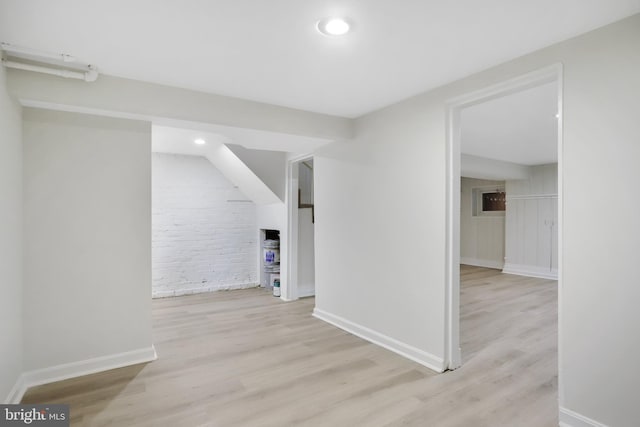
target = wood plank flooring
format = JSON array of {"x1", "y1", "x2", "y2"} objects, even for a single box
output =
[{"x1": 22, "y1": 266, "x2": 558, "y2": 426}]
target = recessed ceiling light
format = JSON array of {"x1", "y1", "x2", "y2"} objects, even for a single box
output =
[
  {"x1": 317, "y1": 17, "x2": 351, "y2": 36},
  {"x1": 194, "y1": 138, "x2": 206, "y2": 145}
]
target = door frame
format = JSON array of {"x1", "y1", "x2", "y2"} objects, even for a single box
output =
[
  {"x1": 444, "y1": 64, "x2": 564, "y2": 370},
  {"x1": 285, "y1": 153, "x2": 314, "y2": 301}
]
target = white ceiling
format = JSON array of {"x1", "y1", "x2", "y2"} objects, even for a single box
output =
[
  {"x1": 461, "y1": 81, "x2": 558, "y2": 166},
  {"x1": 152, "y1": 124, "x2": 330, "y2": 155},
  {"x1": 152, "y1": 126, "x2": 228, "y2": 157},
  {"x1": 1, "y1": 1, "x2": 638, "y2": 118}
]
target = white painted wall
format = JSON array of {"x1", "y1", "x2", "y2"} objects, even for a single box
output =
[
  {"x1": 257, "y1": 203, "x2": 286, "y2": 232},
  {"x1": 0, "y1": 65, "x2": 23, "y2": 402},
  {"x1": 508, "y1": 163, "x2": 558, "y2": 197},
  {"x1": 557, "y1": 19, "x2": 640, "y2": 425},
  {"x1": 504, "y1": 164, "x2": 558, "y2": 279},
  {"x1": 460, "y1": 178, "x2": 505, "y2": 269},
  {"x1": 226, "y1": 145, "x2": 286, "y2": 201},
  {"x1": 297, "y1": 160, "x2": 315, "y2": 297},
  {"x1": 298, "y1": 160, "x2": 314, "y2": 205},
  {"x1": 315, "y1": 14, "x2": 640, "y2": 425},
  {"x1": 152, "y1": 153, "x2": 258, "y2": 297},
  {"x1": 22, "y1": 109, "x2": 153, "y2": 371},
  {"x1": 297, "y1": 208, "x2": 315, "y2": 297},
  {"x1": 315, "y1": 107, "x2": 449, "y2": 370}
]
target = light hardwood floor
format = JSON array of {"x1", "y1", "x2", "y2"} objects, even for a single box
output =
[{"x1": 22, "y1": 266, "x2": 558, "y2": 426}]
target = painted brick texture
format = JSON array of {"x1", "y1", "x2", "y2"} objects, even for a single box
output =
[{"x1": 152, "y1": 153, "x2": 258, "y2": 297}]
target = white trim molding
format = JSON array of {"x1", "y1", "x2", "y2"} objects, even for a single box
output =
[
  {"x1": 559, "y1": 407, "x2": 608, "y2": 427},
  {"x1": 502, "y1": 263, "x2": 558, "y2": 280},
  {"x1": 460, "y1": 257, "x2": 504, "y2": 270},
  {"x1": 5, "y1": 345, "x2": 157, "y2": 404},
  {"x1": 4, "y1": 375, "x2": 26, "y2": 405},
  {"x1": 313, "y1": 308, "x2": 445, "y2": 373}
]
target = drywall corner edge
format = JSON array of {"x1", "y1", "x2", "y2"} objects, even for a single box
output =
[
  {"x1": 313, "y1": 308, "x2": 445, "y2": 373},
  {"x1": 4, "y1": 375, "x2": 27, "y2": 405}
]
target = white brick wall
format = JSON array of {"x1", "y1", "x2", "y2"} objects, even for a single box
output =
[{"x1": 152, "y1": 153, "x2": 258, "y2": 298}]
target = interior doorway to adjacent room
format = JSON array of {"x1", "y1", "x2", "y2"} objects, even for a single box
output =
[
  {"x1": 286, "y1": 156, "x2": 316, "y2": 300},
  {"x1": 445, "y1": 65, "x2": 563, "y2": 370}
]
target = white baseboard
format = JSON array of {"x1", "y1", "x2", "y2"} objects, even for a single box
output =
[
  {"x1": 312, "y1": 308, "x2": 445, "y2": 373},
  {"x1": 502, "y1": 263, "x2": 558, "y2": 280},
  {"x1": 153, "y1": 282, "x2": 259, "y2": 298},
  {"x1": 4, "y1": 375, "x2": 26, "y2": 405},
  {"x1": 559, "y1": 407, "x2": 608, "y2": 427},
  {"x1": 5, "y1": 345, "x2": 157, "y2": 404},
  {"x1": 460, "y1": 257, "x2": 504, "y2": 270}
]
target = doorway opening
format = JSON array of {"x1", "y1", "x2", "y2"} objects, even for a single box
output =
[
  {"x1": 286, "y1": 155, "x2": 316, "y2": 300},
  {"x1": 150, "y1": 125, "x2": 267, "y2": 300},
  {"x1": 445, "y1": 65, "x2": 563, "y2": 370}
]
